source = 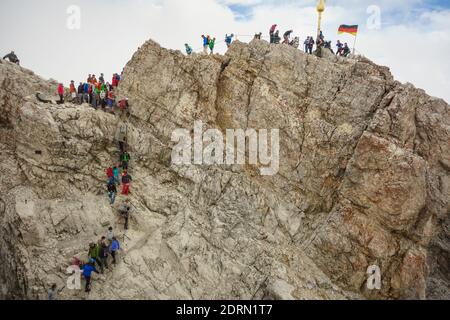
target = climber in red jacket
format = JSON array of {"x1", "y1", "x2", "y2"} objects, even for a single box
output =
[{"x1": 57, "y1": 84, "x2": 65, "y2": 104}]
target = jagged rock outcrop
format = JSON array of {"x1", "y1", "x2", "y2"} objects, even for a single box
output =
[{"x1": 0, "y1": 39, "x2": 448, "y2": 300}]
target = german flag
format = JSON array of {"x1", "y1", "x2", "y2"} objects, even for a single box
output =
[{"x1": 338, "y1": 25, "x2": 358, "y2": 36}]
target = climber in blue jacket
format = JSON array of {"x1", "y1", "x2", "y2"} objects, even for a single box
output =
[
  {"x1": 82, "y1": 259, "x2": 99, "y2": 293},
  {"x1": 225, "y1": 34, "x2": 234, "y2": 48}
]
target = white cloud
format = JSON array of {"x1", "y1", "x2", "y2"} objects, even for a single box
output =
[{"x1": 0, "y1": 0, "x2": 449, "y2": 103}]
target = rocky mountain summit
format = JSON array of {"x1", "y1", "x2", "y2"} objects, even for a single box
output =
[{"x1": 0, "y1": 39, "x2": 448, "y2": 300}]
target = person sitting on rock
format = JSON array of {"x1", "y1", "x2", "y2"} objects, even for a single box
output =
[
  {"x1": 324, "y1": 41, "x2": 334, "y2": 54},
  {"x1": 185, "y1": 43, "x2": 193, "y2": 55},
  {"x1": 57, "y1": 83, "x2": 65, "y2": 104},
  {"x1": 273, "y1": 30, "x2": 281, "y2": 44},
  {"x1": 3, "y1": 51, "x2": 19, "y2": 64},
  {"x1": 121, "y1": 170, "x2": 132, "y2": 195},
  {"x1": 290, "y1": 37, "x2": 300, "y2": 49},
  {"x1": 343, "y1": 43, "x2": 351, "y2": 57},
  {"x1": 82, "y1": 259, "x2": 99, "y2": 293}
]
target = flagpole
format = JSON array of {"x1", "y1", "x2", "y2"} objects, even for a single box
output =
[{"x1": 352, "y1": 33, "x2": 358, "y2": 55}]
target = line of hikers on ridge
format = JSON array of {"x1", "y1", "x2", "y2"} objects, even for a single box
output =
[
  {"x1": 50, "y1": 130, "x2": 134, "y2": 297},
  {"x1": 184, "y1": 25, "x2": 351, "y2": 57}
]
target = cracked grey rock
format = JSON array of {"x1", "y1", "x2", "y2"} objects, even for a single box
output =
[{"x1": 0, "y1": 39, "x2": 448, "y2": 300}]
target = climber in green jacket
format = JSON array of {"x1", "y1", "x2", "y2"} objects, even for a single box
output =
[
  {"x1": 209, "y1": 37, "x2": 216, "y2": 54},
  {"x1": 121, "y1": 151, "x2": 131, "y2": 170},
  {"x1": 88, "y1": 242, "x2": 103, "y2": 273}
]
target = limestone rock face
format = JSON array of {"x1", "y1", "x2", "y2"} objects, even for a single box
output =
[{"x1": 0, "y1": 40, "x2": 448, "y2": 300}]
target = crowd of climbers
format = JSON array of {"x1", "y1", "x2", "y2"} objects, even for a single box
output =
[
  {"x1": 4, "y1": 22, "x2": 353, "y2": 300},
  {"x1": 0, "y1": 54, "x2": 136, "y2": 297},
  {"x1": 184, "y1": 24, "x2": 352, "y2": 57}
]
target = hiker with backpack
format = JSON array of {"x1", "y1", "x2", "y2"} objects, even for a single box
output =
[
  {"x1": 225, "y1": 34, "x2": 234, "y2": 48},
  {"x1": 112, "y1": 74, "x2": 119, "y2": 88},
  {"x1": 107, "y1": 181, "x2": 117, "y2": 205},
  {"x1": 119, "y1": 200, "x2": 131, "y2": 230},
  {"x1": 77, "y1": 83, "x2": 84, "y2": 104},
  {"x1": 336, "y1": 40, "x2": 344, "y2": 56},
  {"x1": 209, "y1": 37, "x2": 216, "y2": 54},
  {"x1": 99, "y1": 239, "x2": 109, "y2": 270},
  {"x1": 283, "y1": 30, "x2": 293, "y2": 44},
  {"x1": 99, "y1": 88, "x2": 107, "y2": 108},
  {"x1": 113, "y1": 166, "x2": 120, "y2": 185},
  {"x1": 110, "y1": 237, "x2": 121, "y2": 265},
  {"x1": 269, "y1": 24, "x2": 277, "y2": 43},
  {"x1": 119, "y1": 98, "x2": 129, "y2": 114},
  {"x1": 185, "y1": 43, "x2": 193, "y2": 55},
  {"x1": 307, "y1": 36, "x2": 315, "y2": 54},
  {"x1": 83, "y1": 82, "x2": 90, "y2": 104},
  {"x1": 121, "y1": 170, "x2": 132, "y2": 195},
  {"x1": 201, "y1": 35, "x2": 209, "y2": 54},
  {"x1": 57, "y1": 84, "x2": 65, "y2": 104},
  {"x1": 107, "y1": 227, "x2": 115, "y2": 243},
  {"x1": 106, "y1": 166, "x2": 114, "y2": 181},
  {"x1": 69, "y1": 81, "x2": 77, "y2": 102},
  {"x1": 47, "y1": 284, "x2": 58, "y2": 300},
  {"x1": 82, "y1": 259, "x2": 99, "y2": 293},
  {"x1": 106, "y1": 90, "x2": 115, "y2": 113},
  {"x1": 88, "y1": 242, "x2": 103, "y2": 273},
  {"x1": 121, "y1": 151, "x2": 131, "y2": 170}
]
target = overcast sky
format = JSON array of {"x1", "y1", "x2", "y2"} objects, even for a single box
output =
[{"x1": 1, "y1": 0, "x2": 449, "y2": 103}]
